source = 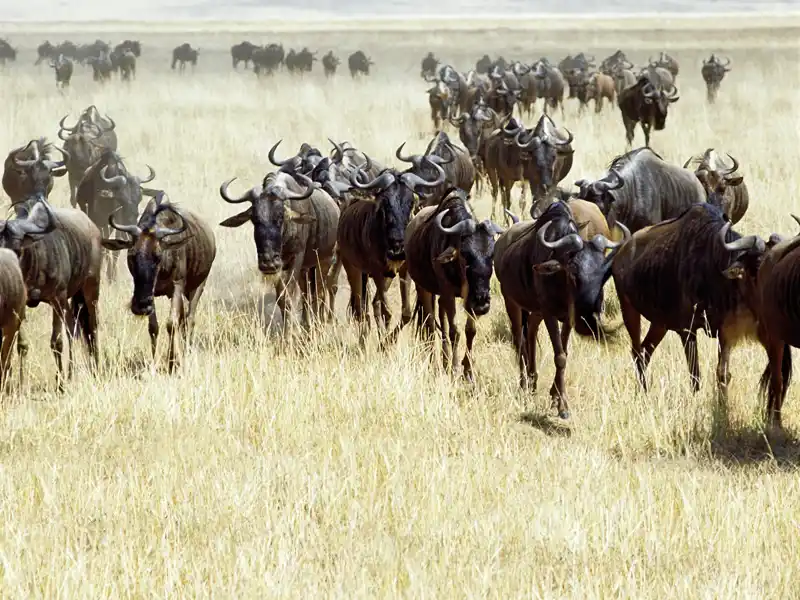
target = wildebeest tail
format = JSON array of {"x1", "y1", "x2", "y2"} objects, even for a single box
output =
[
  {"x1": 758, "y1": 343, "x2": 792, "y2": 406},
  {"x1": 71, "y1": 289, "x2": 91, "y2": 344}
]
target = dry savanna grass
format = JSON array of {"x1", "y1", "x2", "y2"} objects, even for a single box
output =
[{"x1": 0, "y1": 20, "x2": 799, "y2": 598}]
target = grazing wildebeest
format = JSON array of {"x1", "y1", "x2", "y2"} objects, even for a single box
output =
[
  {"x1": 617, "y1": 77, "x2": 679, "y2": 147},
  {"x1": 574, "y1": 148, "x2": 705, "y2": 233},
  {"x1": 231, "y1": 41, "x2": 257, "y2": 69},
  {"x1": 322, "y1": 51, "x2": 340, "y2": 77},
  {"x1": 2, "y1": 139, "x2": 68, "y2": 210},
  {"x1": 348, "y1": 50, "x2": 373, "y2": 77},
  {"x1": 50, "y1": 54, "x2": 73, "y2": 88},
  {"x1": 612, "y1": 203, "x2": 764, "y2": 412},
  {"x1": 396, "y1": 131, "x2": 475, "y2": 205},
  {"x1": 337, "y1": 153, "x2": 445, "y2": 332},
  {"x1": 102, "y1": 193, "x2": 215, "y2": 371},
  {"x1": 0, "y1": 199, "x2": 102, "y2": 388},
  {"x1": 404, "y1": 189, "x2": 504, "y2": 380},
  {"x1": 219, "y1": 172, "x2": 339, "y2": 332},
  {"x1": 0, "y1": 39, "x2": 17, "y2": 65},
  {"x1": 171, "y1": 43, "x2": 199, "y2": 71},
  {"x1": 421, "y1": 52, "x2": 439, "y2": 79},
  {"x1": 683, "y1": 149, "x2": 748, "y2": 224},
  {"x1": 701, "y1": 54, "x2": 731, "y2": 103},
  {"x1": 494, "y1": 201, "x2": 628, "y2": 419},
  {"x1": 0, "y1": 248, "x2": 26, "y2": 389}
]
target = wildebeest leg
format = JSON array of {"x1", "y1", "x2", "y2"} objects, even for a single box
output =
[
  {"x1": 525, "y1": 313, "x2": 541, "y2": 392},
  {"x1": 438, "y1": 296, "x2": 453, "y2": 373},
  {"x1": 544, "y1": 316, "x2": 570, "y2": 419},
  {"x1": 505, "y1": 298, "x2": 530, "y2": 390},
  {"x1": 148, "y1": 311, "x2": 159, "y2": 362},
  {"x1": 324, "y1": 255, "x2": 342, "y2": 322},
  {"x1": 442, "y1": 296, "x2": 458, "y2": 375},
  {"x1": 185, "y1": 280, "x2": 208, "y2": 342},
  {"x1": 371, "y1": 275, "x2": 392, "y2": 331},
  {"x1": 0, "y1": 328, "x2": 11, "y2": 391},
  {"x1": 16, "y1": 321, "x2": 27, "y2": 391},
  {"x1": 642, "y1": 122, "x2": 652, "y2": 148},
  {"x1": 619, "y1": 293, "x2": 646, "y2": 390},
  {"x1": 678, "y1": 330, "x2": 700, "y2": 392},
  {"x1": 344, "y1": 263, "x2": 369, "y2": 346},
  {"x1": 637, "y1": 323, "x2": 668, "y2": 390},
  {"x1": 398, "y1": 266, "x2": 412, "y2": 328},
  {"x1": 622, "y1": 115, "x2": 636, "y2": 148},
  {"x1": 166, "y1": 286, "x2": 186, "y2": 373},
  {"x1": 762, "y1": 339, "x2": 787, "y2": 429},
  {"x1": 418, "y1": 287, "x2": 436, "y2": 342},
  {"x1": 50, "y1": 298, "x2": 70, "y2": 389}
]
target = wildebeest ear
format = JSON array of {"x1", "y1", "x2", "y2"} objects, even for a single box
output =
[
  {"x1": 219, "y1": 208, "x2": 252, "y2": 228},
  {"x1": 726, "y1": 175, "x2": 743, "y2": 187},
  {"x1": 533, "y1": 259, "x2": 563, "y2": 275},
  {"x1": 722, "y1": 261, "x2": 745, "y2": 280},
  {"x1": 100, "y1": 238, "x2": 134, "y2": 251},
  {"x1": 435, "y1": 246, "x2": 458, "y2": 263},
  {"x1": 285, "y1": 208, "x2": 315, "y2": 224}
]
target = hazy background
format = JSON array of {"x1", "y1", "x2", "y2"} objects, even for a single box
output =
[{"x1": 0, "y1": 0, "x2": 798, "y2": 22}]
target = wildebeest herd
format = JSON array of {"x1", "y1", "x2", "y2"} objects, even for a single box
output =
[{"x1": 0, "y1": 37, "x2": 796, "y2": 434}]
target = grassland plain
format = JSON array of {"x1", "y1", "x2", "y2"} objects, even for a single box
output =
[{"x1": 0, "y1": 19, "x2": 799, "y2": 598}]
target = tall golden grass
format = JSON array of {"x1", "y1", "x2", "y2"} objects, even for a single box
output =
[{"x1": 0, "y1": 23, "x2": 798, "y2": 597}]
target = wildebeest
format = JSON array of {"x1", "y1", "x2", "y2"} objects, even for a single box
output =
[
  {"x1": 574, "y1": 148, "x2": 705, "y2": 233},
  {"x1": 50, "y1": 54, "x2": 73, "y2": 88},
  {"x1": 584, "y1": 72, "x2": 616, "y2": 112},
  {"x1": 494, "y1": 201, "x2": 628, "y2": 419},
  {"x1": 481, "y1": 117, "x2": 531, "y2": 221},
  {"x1": 171, "y1": 43, "x2": 199, "y2": 71},
  {"x1": 396, "y1": 131, "x2": 475, "y2": 205},
  {"x1": 427, "y1": 80, "x2": 453, "y2": 130},
  {"x1": 649, "y1": 51, "x2": 680, "y2": 79},
  {"x1": 115, "y1": 40, "x2": 141, "y2": 57},
  {"x1": 612, "y1": 203, "x2": 764, "y2": 411},
  {"x1": 421, "y1": 52, "x2": 439, "y2": 79},
  {"x1": 322, "y1": 51, "x2": 340, "y2": 77},
  {"x1": 252, "y1": 43, "x2": 285, "y2": 75},
  {"x1": 0, "y1": 199, "x2": 102, "y2": 387},
  {"x1": 285, "y1": 47, "x2": 316, "y2": 73},
  {"x1": 449, "y1": 100, "x2": 502, "y2": 188},
  {"x1": 609, "y1": 64, "x2": 637, "y2": 104},
  {"x1": 0, "y1": 39, "x2": 17, "y2": 65},
  {"x1": 599, "y1": 50, "x2": 633, "y2": 76},
  {"x1": 231, "y1": 41, "x2": 257, "y2": 69},
  {"x1": 403, "y1": 189, "x2": 504, "y2": 380},
  {"x1": 0, "y1": 248, "x2": 26, "y2": 389},
  {"x1": 102, "y1": 192, "x2": 216, "y2": 371},
  {"x1": 348, "y1": 50, "x2": 373, "y2": 78},
  {"x1": 701, "y1": 54, "x2": 731, "y2": 103},
  {"x1": 219, "y1": 171, "x2": 339, "y2": 333},
  {"x1": 617, "y1": 77, "x2": 679, "y2": 147},
  {"x1": 2, "y1": 138, "x2": 68, "y2": 210},
  {"x1": 115, "y1": 49, "x2": 136, "y2": 81},
  {"x1": 683, "y1": 148, "x2": 748, "y2": 224},
  {"x1": 532, "y1": 60, "x2": 566, "y2": 116},
  {"x1": 337, "y1": 153, "x2": 445, "y2": 331},
  {"x1": 36, "y1": 40, "x2": 78, "y2": 65}
]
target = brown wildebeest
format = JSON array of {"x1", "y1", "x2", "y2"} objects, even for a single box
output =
[
  {"x1": 612, "y1": 203, "x2": 765, "y2": 413},
  {"x1": 480, "y1": 117, "x2": 531, "y2": 221},
  {"x1": 102, "y1": 192, "x2": 216, "y2": 372},
  {"x1": 403, "y1": 189, "x2": 504, "y2": 381},
  {"x1": 495, "y1": 201, "x2": 628, "y2": 419},
  {"x1": 585, "y1": 72, "x2": 616, "y2": 112},
  {"x1": 2, "y1": 139, "x2": 68, "y2": 210},
  {"x1": 683, "y1": 149, "x2": 748, "y2": 225},
  {"x1": 0, "y1": 248, "x2": 26, "y2": 390}
]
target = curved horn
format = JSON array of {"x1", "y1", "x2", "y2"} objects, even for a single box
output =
[
  {"x1": 683, "y1": 156, "x2": 694, "y2": 169},
  {"x1": 268, "y1": 139, "x2": 291, "y2": 167},
  {"x1": 792, "y1": 214, "x2": 800, "y2": 230},
  {"x1": 719, "y1": 221, "x2": 764, "y2": 253},
  {"x1": 606, "y1": 169, "x2": 624, "y2": 191},
  {"x1": 395, "y1": 142, "x2": 416, "y2": 164},
  {"x1": 108, "y1": 211, "x2": 142, "y2": 238},
  {"x1": 283, "y1": 174, "x2": 315, "y2": 200},
  {"x1": 58, "y1": 114, "x2": 78, "y2": 132},
  {"x1": 219, "y1": 177, "x2": 254, "y2": 203},
  {"x1": 504, "y1": 208, "x2": 519, "y2": 224},
  {"x1": 153, "y1": 206, "x2": 188, "y2": 239},
  {"x1": 100, "y1": 165, "x2": 127, "y2": 187},
  {"x1": 328, "y1": 138, "x2": 345, "y2": 163},
  {"x1": 514, "y1": 128, "x2": 536, "y2": 149},
  {"x1": 666, "y1": 85, "x2": 680, "y2": 101},
  {"x1": 723, "y1": 154, "x2": 739, "y2": 177},
  {"x1": 349, "y1": 169, "x2": 396, "y2": 191},
  {"x1": 642, "y1": 82, "x2": 658, "y2": 98},
  {"x1": 399, "y1": 159, "x2": 446, "y2": 190},
  {"x1": 551, "y1": 127, "x2": 574, "y2": 148},
  {"x1": 137, "y1": 164, "x2": 156, "y2": 183},
  {"x1": 102, "y1": 115, "x2": 116, "y2": 132},
  {"x1": 435, "y1": 209, "x2": 477, "y2": 236},
  {"x1": 537, "y1": 221, "x2": 584, "y2": 252},
  {"x1": 591, "y1": 221, "x2": 631, "y2": 251}
]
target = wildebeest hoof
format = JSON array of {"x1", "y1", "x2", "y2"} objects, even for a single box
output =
[
  {"x1": 558, "y1": 410, "x2": 570, "y2": 420},
  {"x1": 26, "y1": 289, "x2": 42, "y2": 308}
]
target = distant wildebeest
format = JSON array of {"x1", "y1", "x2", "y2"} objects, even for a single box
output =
[
  {"x1": 348, "y1": 50, "x2": 373, "y2": 78},
  {"x1": 599, "y1": 50, "x2": 633, "y2": 76},
  {"x1": 494, "y1": 201, "x2": 628, "y2": 419},
  {"x1": 480, "y1": 117, "x2": 531, "y2": 221},
  {"x1": 532, "y1": 60, "x2": 566, "y2": 116},
  {"x1": 649, "y1": 51, "x2": 679, "y2": 79},
  {"x1": 701, "y1": 54, "x2": 731, "y2": 103},
  {"x1": 2, "y1": 138, "x2": 68, "y2": 210},
  {"x1": 404, "y1": 189, "x2": 504, "y2": 380},
  {"x1": 231, "y1": 41, "x2": 257, "y2": 69},
  {"x1": 171, "y1": 43, "x2": 198, "y2": 72},
  {"x1": 252, "y1": 43, "x2": 285, "y2": 75},
  {"x1": 449, "y1": 100, "x2": 502, "y2": 180},
  {"x1": 115, "y1": 40, "x2": 141, "y2": 57},
  {"x1": 322, "y1": 51, "x2": 340, "y2": 77},
  {"x1": 574, "y1": 148, "x2": 705, "y2": 234},
  {"x1": 617, "y1": 77, "x2": 679, "y2": 147},
  {"x1": 0, "y1": 199, "x2": 102, "y2": 388},
  {"x1": 612, "y1": 203, "x2": 764, "y2": 411},
  {"x1": 584, "y1": 72, "x2": 616, "y2": 112},
  {"x1": 50, "y1": 54, "x2": 73, "y2": 88},
  {"x1": 609, "y1": 64, "x2": 637, "y2": 104},
  {"x1": 683, "y1": 148, "x2": 748, "y2": 224},
  {"x1": 338, "y1": 153, "x2": 445, "y2": 332},
  {"x1": 285, "y1": 47, "x2": 316, "y2": 73},
  {"x1": 219, "y1": 172, "x2": 339, "y2": 332},
  {"x1": 115, "y1": 49, "x2": 136, "y2": 81},
  {"x1": 36, "y1": 40, "x2": 78, "y2": 65},
  {"x1": 427, "y1": 80, "x2": 453, "y2": 130},
  {"x1": 87, "y1": 52, "x2": 114, "y2": 82},
  {"x1": 421, "y1": 52, "x2": 439, "y2": 79},
  {"x1": 0, "y1": 248, "x2": 26, "y2": 389},
  {"x1": 0, "y1": 38, "x2": 17, "y2": 65},
  {"x1": 103, "y1": 192, "x2": 216, "y2": 372}
]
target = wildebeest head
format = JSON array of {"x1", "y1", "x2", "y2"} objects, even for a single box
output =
[
  {"x1": 349, "y1": 150, "x2": 446, "y2": 263},
  {"x1": 219, "y1": 172, "x2": 316, "y2": 276},
  {"x1": 573, "y1": 168, "x2": 624, "y2": 217},
  {"x1": 0, "y1": 198, "x2": 57, "y2": 255},
  {"x1": 6, "y1": 139, "x2": 69, "y2": 212},
  {"x1": 515, "y1": 114, "x2": 574, "y2": 196},
  {"x1": 97, "y1": 157, "x2": 157, "y2": 225},
  {"x1": 102, "y1": 192, "x2": 191, "y2": 316},
  {"x1": 395, "y1": 134, "x2": 456, "y2": 204},
  {"x1": 641, "y1": 80, "x2": 679, "y2": 129},
  {"x1": 684, "y1": 149, "x2": 743, "y2": 208},
  {"x1": 432, "y1": 194, "x2": 504, "y2": 316},
  {"x1": 450, "y1": 102, "x2": 496, "y2": 158}
]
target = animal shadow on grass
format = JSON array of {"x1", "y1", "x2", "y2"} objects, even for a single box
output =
[
  {"x1": 706, "y1": 420, "x2": 800, "y2": 467},
  {"x1": 519, "y1": 411, "x2": 573, "y2": 437}
]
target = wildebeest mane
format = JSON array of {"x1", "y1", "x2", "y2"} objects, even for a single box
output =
[{"x1": 607, "y1": 146, "x2": 663, "y2": 171}]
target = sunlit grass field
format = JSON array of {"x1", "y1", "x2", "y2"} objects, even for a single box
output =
[{"x1": 0, "y1": 20, "x2": 798, "y2": 597}]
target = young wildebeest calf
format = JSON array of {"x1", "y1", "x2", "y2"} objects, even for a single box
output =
[
  {"x1": 102, "y1": 193, "x2": 216, "y2": 372},
  {"x1": 219, "y1": 172, "x2": 339, "y2": 334},
  {"x1": 403, "y1": 189, "x2": 504, "y2": 381},
  {"x1": 494, "y1": 201, "x2": 627, "y2": 419},
  {"x1": 0, "y1": 248, "x2": 27, "y2": 390}
]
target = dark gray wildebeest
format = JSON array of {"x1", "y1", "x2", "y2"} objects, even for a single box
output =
[
  {"x1": 114, "y1": 40, "x2": 141, "y2": 58},
  {"x1": 494, "y1": 200, "x2": 629, "y2": 419},
  {"x1": 103, "y1": 192, "x2": 215, "y2": 372},
  {"x1": 337, "y1": 153, "x2": 445, "y2": 335},
  {"x1": 115, "y1": 49, "x2": 136, "y2": 81},
  {"x1": 231, "y1": 41, "x2": 257, "y2": 69},
  {"x1": 559, "y1": 53, "x2": 595, "y2": 99},
  {"x1": 531, "y1": 60, "x2": 566, "y2": 116},
  {"x1": 480, "y1": 117, "x2": 532, "y2": 221},
  {"x1": 219, "y1": 172, "x2": 339, "y2": 333},
  {"x1": 285, "y1": 48, "x2": 316, "y2": 74},
  {"x1": 449, "y1": 100, "x2": 502, "y2": 188},
  {"x1": 0, "y1": 248, "x2": 26, "y2": 390},
  {"x1": 2, "y1": 139, "x2": 68, "y2": 211},
  {"x1": 617, "y1": 77, "x2": 679, "y2": 148},
  {"x1": 76, "y1": 150, "x2": 159, "y2": 279},
  {"x1": 172, "y1": 43, "x2": 199, "y2": 72},
  {"x1": 421, "y1": 52, "x2": 439, "y2": 79},
  {"x1": 59, "y1": 108, "x2": 118, "y2": 208},
  {"x1": 639, "y1": 64, "x2": 674, "y2": 90},
  {"x1": 252, "y1": 43, "x2": 285, "y2": 76},
  {"x1": 683, "y1": 148, "x2": 748, "y2": 225},
  {"x1": 348, "y1": 50, "x2": 373, "y2": 78},
  {"x1": 87, "y1": 52, "x2": 114, "y2": 82},
  {"x1": 599, "y1": 50, "x2": 633, "y2": 76},
  {"x1": 701, "y1": 54, "x2": 731, "y2": 103},
  {"x1": 0, "y1": 199, "x2": 102, "y2": 389},
  {"x1": 0, "y1": 39, "x2": 17, "y2": 65},
  {"x1": 403, "y1": 189, "x2": 504, "y2": 381},
  {"x1": 395, "y1": 131, "x2": 475, "y2": 206},
  {"x1": 574, "y1": 147, "x2": 705, "y2": 234},
  {"x1": 322, "y1": 51, "x2": 340, "y2": 77},
  {"x1": 513, "y1": 114, "x2": 574, "y2": 218},
  {"x1": 649, "y1": 51, "x2": 679, "y2": 79},
  {"x1": 50, "y1": 54, "x2": 73, "y2": 88},
  {"x1": 427, "y1": 80, "x2": 454, "y2": 130},
  {"x1": 612, "y1": 203, "x2": 765, "y2": 417}
]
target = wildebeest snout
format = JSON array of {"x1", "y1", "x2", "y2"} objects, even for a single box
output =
[
  {"x1": 131, "y1": 295, "x2": 155, "y2": 316},
  {"x1": 258, "y1": 253, "x2": 282, "y2": 275}
]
